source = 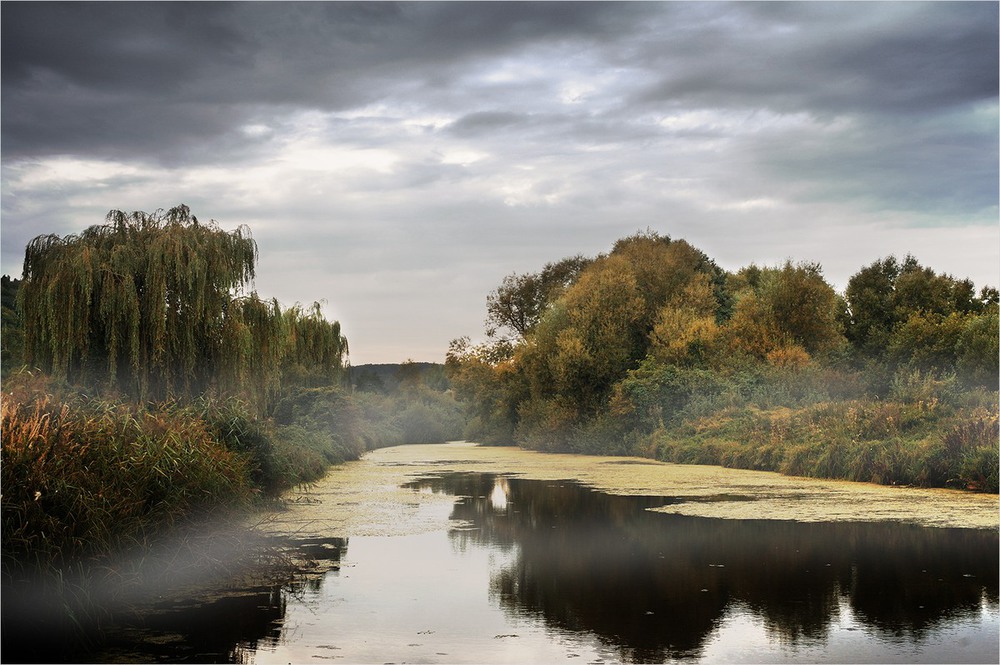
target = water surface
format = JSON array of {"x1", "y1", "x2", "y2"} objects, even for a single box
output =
[{"x1": 91, "y1": 467, "x2": 998, "y2": 663}]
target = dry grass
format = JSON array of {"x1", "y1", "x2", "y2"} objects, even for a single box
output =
[{"x1": 1, "y1": 376, "x2": 255, "y2": 576}]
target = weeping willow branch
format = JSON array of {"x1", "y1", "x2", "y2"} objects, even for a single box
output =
[{"x1": 18, "y1": 205, "x2": 348, "y2": 410}]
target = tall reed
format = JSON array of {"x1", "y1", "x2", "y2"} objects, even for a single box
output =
[{"x1": 1, "y1": 375, "x2": 254, "y2": 576}]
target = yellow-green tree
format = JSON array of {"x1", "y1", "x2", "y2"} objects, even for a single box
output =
[
  {"x1": 515, "y1": 232, "x2": 728, "y2": 420},
  {"x1": 18, "y1": 205, "x2": 347, "y2": 407},
  {"x1": 722, "y1": 261, "x2": 844, "y2": 365}
]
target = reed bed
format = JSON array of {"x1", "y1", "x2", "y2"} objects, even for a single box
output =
[
  {"x1": 1, "y1": 378, "x2": 255, "y2": 576},
  {"x1": 0, "y1": 373, "x2": 373, "y2": 658}
]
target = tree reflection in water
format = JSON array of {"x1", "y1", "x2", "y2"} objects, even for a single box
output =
[{"x1": 404, "y1": 472, "x2": 999, "y2": 663}]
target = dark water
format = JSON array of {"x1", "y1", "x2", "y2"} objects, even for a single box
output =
[{"x1": 13, "y1": 473, "x2": 999, "y2": 663}]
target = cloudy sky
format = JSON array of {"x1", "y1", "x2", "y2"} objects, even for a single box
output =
[{"x1": 2, "y1": 2, "x2": 997, "y2": 364}]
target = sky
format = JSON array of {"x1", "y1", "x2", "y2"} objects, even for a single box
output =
[{"x1": 2, "y1": 2, "x2": 997, "y2": 365}]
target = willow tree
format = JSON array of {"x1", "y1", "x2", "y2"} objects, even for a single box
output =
[
  {"x1": 18, "y1": 205, "x2": 346, "y2": 406},
  {"x1": 281, "y1": 302, "x2": 350, "y2": 388}
]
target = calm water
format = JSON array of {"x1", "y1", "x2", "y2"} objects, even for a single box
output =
[{"x1": 55, "y1": 472, "x2": 1000, "y2": 662}]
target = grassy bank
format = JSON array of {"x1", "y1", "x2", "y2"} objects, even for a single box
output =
[
  {"x1": 2, "y1": 378, "x2": 252, "y2": 575},
  {"x1": 645, "y1": 369, "x2": 999, "y2": 493},
  {"x1": 484, "y1": 362, "x2": 999, "y2": 494},
  {"x1": 653, "y1": 397, "x2": 998, "y2": 492}
]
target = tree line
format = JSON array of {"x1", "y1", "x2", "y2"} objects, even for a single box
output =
[
  {"x1": 13, "y1": 205, "x2": 347, "y2": 409},
  {"x1": 447, "y1": 231, "x2": 998, "y2": 490}
]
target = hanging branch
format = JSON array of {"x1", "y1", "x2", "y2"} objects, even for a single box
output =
[{"x1": 18, "y1": 205, "x2": 347, "y2": 410}]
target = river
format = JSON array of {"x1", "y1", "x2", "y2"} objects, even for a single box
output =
[{"x1": 70, "y1": 443, "x2": 1000, "y2": 662}]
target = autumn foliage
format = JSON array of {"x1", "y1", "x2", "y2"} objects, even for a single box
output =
[{"x1": 449, "y1": 231, "x2": 999, "y2": 491}]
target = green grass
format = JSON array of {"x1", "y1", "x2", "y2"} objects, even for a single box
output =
[{"x1": 652, "y1": 397, "x2": 998, "y2": 492}]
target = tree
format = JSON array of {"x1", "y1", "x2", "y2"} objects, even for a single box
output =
[
  {"x1": 648, "y1": 273, "x2": 720, "y2": 366},
  {"x1": 759, "y1": 261, "x2": 844, "y2": 356},
  {"x1": 844, "y1": 255, "x2": 996, "y2": 358},
  {"x1": 485, "y1": 255, "x2": 592, "y2": 339},
  {"x1": 1, "y1": 276, "x2": 24, "y2": 375},
  {"x1": 842, "y1": 256, "x2": 902, "y2": 355},
  {"x1": 281, "y1": 302, "x2": 349, "y2": 389},
  {"x1": 608, "y1": 232, "x2": 731, "y2": 328},
  {"x1": 446, "y1": 336, "x2": 524, "y2": 443},
  {"x1": 722, "y1": 261, "x2": 844, "y2": 363},
  {"x1": 520, "y1": 255, "x2": 647, "y2": 416},
  {"x1": 956, "y1": 304, "x2": 1000, "y2": 386},
  {"x1": 18, "y1": 205, "x2": 347, "y2": 407}
]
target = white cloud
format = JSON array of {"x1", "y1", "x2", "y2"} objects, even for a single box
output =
[{"x1": 12, "y1": 157, "x2": 143, "y2": 187}]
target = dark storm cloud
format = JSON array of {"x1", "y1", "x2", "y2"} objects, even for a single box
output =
[
  {"x1": 632, "y1": 3, "x2": 998, "y2": 116},
  {"x1": 4, "y1": 2, "x2": 996, "y2": 165},
  {"x1": 1, "y1": 3, "x2": 250, "y2": 91},
  {"x1": 1, "y1": 2, "x2": 655, "y2": 161}
]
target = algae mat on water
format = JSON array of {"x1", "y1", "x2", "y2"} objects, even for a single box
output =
[{"x1": 257, "y1": 442, "x2": 998, "y2": 538}]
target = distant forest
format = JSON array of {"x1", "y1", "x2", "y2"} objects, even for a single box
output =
[{"x1": 351, "y1": 362, "x2": 449, "y2": 393}]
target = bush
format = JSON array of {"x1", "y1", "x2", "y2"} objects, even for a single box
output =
[{"x1": 272, "y1": 387, "x2": 367, "y2": 463}]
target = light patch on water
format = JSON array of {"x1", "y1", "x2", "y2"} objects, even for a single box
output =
[
  {"x1": 248, "y1": 531, "x2": 618, "y2": 664},
  {"x1": 254, "y1": 442, "x2": 998, "y2": 540},
  {"x1": 699, "y1": 596, "x2": 1000, "y2": 663},
  {"x1": 490, "y1": 478, "x2": 510, "y2": 512}
]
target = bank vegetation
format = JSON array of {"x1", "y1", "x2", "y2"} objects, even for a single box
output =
[{"x1": 447, "y1": 231, "x2": 998, "y2": 493}]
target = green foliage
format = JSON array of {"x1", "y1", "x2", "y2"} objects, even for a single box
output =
[
  {"x1": 610, "y1": 358, "x2": 723, "y2": 432},
  {"x1": 486, "y1": 254, "x2": 592, "y2": 339},
  {"x1": 352, "y1": 361, "x2": 451, "y2": 394},
  {"x1": 512, "y1": 234, "x2": 730, "y2": 422},
  {"x1": 2, "y1": 363, "x2": 436, "y2": 580},
  {"x1": 21, "y1": 206, "x2": 254, "y2": 397},
  {"x1": 842, "y1": 256, "x2": 901, "y2": 354},
  {"x1": 392, "y1": 392, "x2": 466, "y2": 444},
  {"x1": 447, "y1": 336, "x2": 523, "y2": 444},
  {"x1": 652, "y1": 395, "x2": 998, "y2": 492},
  {"x1": 16, "y1": 205, "x2": 347, "y2": 409},
  {"x1": 956, "y1": 304, "x2": 1000, "y2": 386},
  {"x1": 272, "y1": 387, "x2": 367, "y2": 463},
  {"x1": 843, "y1": 255, "x2": 996, "y2": 377},
  {"x1": 1, "y1": 275, "x2": 24, "y2": 375},
  {"x1": 281, "y1": 302, "x2": 349, "y2": 388},
  {"x1": 723, "y1": 261, "x2": 845, "y2": 362}
]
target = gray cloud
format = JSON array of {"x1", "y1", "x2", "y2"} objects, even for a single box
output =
[
  {"x1": 2, "y1": 1, "x2": 996, "y2": 363},
  {"x1": 632, "y1": 3, "x2": 998, "y2": 115},
  {"x1": 1, "y1": 2, "x2": 657, "y2": 161}
]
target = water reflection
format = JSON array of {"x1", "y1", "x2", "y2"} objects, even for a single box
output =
[
  {"x1": 405, "y1": 472, "x2": 999, "y2": 663},
  {"x1": 35, "y1": 475, "x2": 997, "y2": 663},
  {"x1": 5, "y1": 537, "x2": 351, "y2": 664}
]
